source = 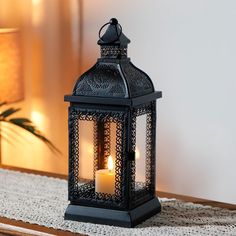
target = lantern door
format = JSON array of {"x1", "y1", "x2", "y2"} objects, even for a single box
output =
[{"x1": 68, "y1": 105, "x2": 129, "y2": 209}]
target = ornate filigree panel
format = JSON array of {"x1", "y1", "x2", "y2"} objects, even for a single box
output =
[
  {"x1": 73, "y1": 63, "x2": 127, "y2": 98},
  {"x1": 101, "y1": 46, "x2": 127, "y2": 58},
  {"x1": 130, "y1": 102, "x2": 156, "y2": 208},
  {"x1": 103, "y1": 121, "x2": 111, "y2": 168},
  {"x1": 68, "y1": 106, "x2": 128, "y2": 209},
  {"x1": 121, "y1": 62, "x2": 154, "y2": 97},
  {"x1": 72, "y1": 60, "x2": 155, "y2": 99}
]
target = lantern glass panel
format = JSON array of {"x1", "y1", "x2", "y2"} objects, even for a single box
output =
[
  {"x1": 130, "y1": 102, "x2": 156, "y2": 208},
  {"x1": 78, "y1": 120, "x2": 94, "y2": 180},
  {"x1": 68, "y1": 106, "x2": 128, "y2": 209},
  {"x1": 110, "y1": 122, "x2": 117, "y2": 163},
  {"x1": 135, "y1": 114, "x2": 147, "y2": 188}
]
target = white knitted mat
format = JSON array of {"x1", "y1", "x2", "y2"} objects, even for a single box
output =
[{"x1": 0, "y1": 169, "x2": 236, "y2": 236}]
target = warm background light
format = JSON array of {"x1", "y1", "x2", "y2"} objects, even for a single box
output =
[
  {"x1": 31, "y1": 110, "x2": 48, "y2": 132},
  {"x1": 0, "y1": 0, "x2": 81, "y2": 174},
  {"x1": 0, "y1": 28, "x2": 24, "y2": 103}
]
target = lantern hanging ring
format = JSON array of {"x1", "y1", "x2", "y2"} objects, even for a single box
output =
[{"x1": 98, "y1": 18, "x2": 123, "y2": 44}]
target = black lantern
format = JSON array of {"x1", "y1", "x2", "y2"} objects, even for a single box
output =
[{"x1": 64, "y1": 18, "x2": 162, "y2": 227}]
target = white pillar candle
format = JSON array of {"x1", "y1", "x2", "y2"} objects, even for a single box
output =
[{"x1": 95, "y1": 155, "x2": 115, "y2": 194}]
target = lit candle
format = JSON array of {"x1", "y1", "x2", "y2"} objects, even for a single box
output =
[{"x1": 95, "y1": 155, "x2": 115, "y2": 194}]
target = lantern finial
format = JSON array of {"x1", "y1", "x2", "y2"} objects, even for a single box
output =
[
  {"x1": 98, "y1": 18, "x2": 130, "y2": 50},
  {"x1": 109, "y1": 18, "x2": 118, "y2": 25}
]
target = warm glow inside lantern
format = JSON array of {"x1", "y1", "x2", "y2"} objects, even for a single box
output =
[{"x1": 64, "y1": 18, "x2": 162, "y2": 227}]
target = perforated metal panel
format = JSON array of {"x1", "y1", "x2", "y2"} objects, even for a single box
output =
[
  {"x1": 68, "y1": 106, "x2": 129, "y2": 209},
  {"x1": 68, "y1": 101, "x2": 156, "y2": 210},
  {"x1": 130, "y1": 102, "x2": 156, "y2": 208}
]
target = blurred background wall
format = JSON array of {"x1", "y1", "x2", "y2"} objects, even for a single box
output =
[
  {"x1": 0, "y1": 0, "x2": 82, "y2": 174},
  {"x1": 1, "y1": 0, "x2": 236, "y2": 204}
]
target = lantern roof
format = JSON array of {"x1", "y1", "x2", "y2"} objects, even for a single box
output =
[{"x1": 65, "y1": 18, "x2": 162, "y2": 105}]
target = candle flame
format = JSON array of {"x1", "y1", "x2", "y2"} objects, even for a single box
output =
[{"x1": 108, "y1": 155, "x2": 114, "y2": 171}]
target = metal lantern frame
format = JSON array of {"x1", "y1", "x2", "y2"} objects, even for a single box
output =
[{"x1": 64, "y1": 18, "x2": 162, "y2": 227}]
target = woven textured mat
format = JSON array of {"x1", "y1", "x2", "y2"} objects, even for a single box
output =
[{"x1": 0, "y1": 169, "x2": 236, "y2": 236}]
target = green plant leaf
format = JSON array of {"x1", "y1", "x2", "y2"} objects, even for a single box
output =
[
  {"x1": 6, "y1": 118, "x2": 61, "y2": 155},
  {"x1": 0, "y1": 108, "x2": 21, "y2": 119},
  {"x1": 0, "y1": 101, "x2": 7, "y2": 107},
  {"x1": 0, "y1": 102, "x2": 61, "y2": 155}
]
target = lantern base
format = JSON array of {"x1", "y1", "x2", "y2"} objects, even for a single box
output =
[{"x1": 64, "y1": 197, "x2": 161, "y2": 228}]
